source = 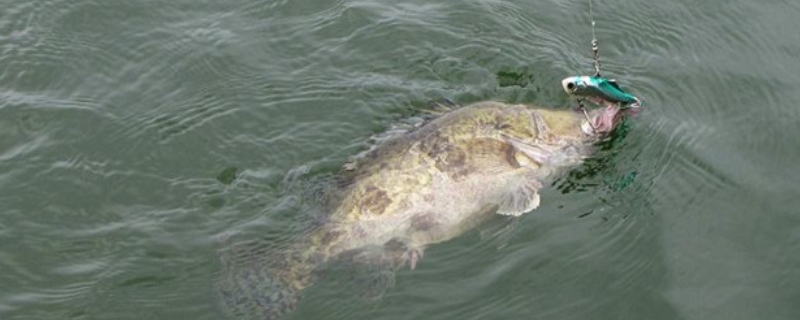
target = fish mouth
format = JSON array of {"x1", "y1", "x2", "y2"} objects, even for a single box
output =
[{"x1": 591, "y1": 105, "x2": 623, "y2": 134}]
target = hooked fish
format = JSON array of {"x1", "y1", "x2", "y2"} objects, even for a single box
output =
[{"x1": 217, "y1": 100, "x2": 633, "y2": 319}]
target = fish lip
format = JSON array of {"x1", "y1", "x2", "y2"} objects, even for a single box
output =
[{"x1": 589, "y1": 105, "x2": 624, "y2": 135}]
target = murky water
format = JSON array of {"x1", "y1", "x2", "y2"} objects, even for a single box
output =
[{"x1": 2, "y1": 0, "x2": 799, "y2": 319}]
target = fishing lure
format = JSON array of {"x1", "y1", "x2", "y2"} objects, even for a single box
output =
[
  {"x1": 561, "y1": 75, "x2": 640, "y2": 107},
  {"x1": 562, "y1": 0, "x2": 641, "y2": 109}
]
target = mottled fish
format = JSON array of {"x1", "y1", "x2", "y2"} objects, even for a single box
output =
[{"x1": 217, "y1": 100, "x2": 633, "y2": 319}]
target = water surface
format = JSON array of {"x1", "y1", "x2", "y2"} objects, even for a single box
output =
[{"x1": 1, "y1": 0, "x2": 799, "y2": 319}]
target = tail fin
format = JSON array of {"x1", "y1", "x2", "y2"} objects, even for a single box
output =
[{"x1": 217, "y1": 241, "x2": 318, "y2": 320}]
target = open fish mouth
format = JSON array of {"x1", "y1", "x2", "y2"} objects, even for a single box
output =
[
  {"x1": 595, "y1": 105, "x2": 619, "y2": 132},
  {"x1": 581, "y1": 105, "x2": 623, "y2": 135}
]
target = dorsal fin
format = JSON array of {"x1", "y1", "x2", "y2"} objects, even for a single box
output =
[{"x1": 606, "y1": 79, "x2": 623, "y2": 91}]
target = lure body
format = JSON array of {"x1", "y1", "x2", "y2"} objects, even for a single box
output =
[{"x1": 561, "y1": 76, "x2": 640, "y2": 106}]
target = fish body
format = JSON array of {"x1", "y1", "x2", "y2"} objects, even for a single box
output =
[{"x1": 218, "y1": 101, "x2": 630, "y2": 319}]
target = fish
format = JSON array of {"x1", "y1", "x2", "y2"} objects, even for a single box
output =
[
  {"x1": 561, "y1": 75, "x2": 641, "y2": 107},
  {"x1": 217, "y1": 100, "x2": 633, "y2": 319}
]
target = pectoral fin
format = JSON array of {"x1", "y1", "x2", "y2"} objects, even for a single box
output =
[
  {"x1": 497, "y1": 180, "x2": 541, "y2": 216},
  {"x1": 505, "y1": 137, "x2": 554, "y2": 166}
]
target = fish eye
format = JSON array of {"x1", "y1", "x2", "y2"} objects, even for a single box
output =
[{"x1": 566, "y1": 82, "x2": 575, "y2": 90}]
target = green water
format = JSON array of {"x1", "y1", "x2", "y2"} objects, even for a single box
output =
[{"x1": 2, "y1": 0, "x2": 799, "y2": 319}]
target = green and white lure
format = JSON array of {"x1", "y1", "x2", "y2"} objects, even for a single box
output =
[
  {"x1": 561, "y1": 0, "x2": 641, "y2": 109},
  {"x1": 561, "y1": 75, "x2": 640, "y2": 107}
]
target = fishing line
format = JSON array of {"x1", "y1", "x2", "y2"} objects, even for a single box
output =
[{"x1": 590, "y1": 0, "x2": 601, "y2": 76}]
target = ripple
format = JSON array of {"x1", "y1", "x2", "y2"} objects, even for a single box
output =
[
  {"x1": 0, "y1": 132, "x2": 49, "y2": 162},
  {"x1": 632, "y1": 118, "x2": 731, "y2": 217},
  {"x1": 0, "y1": 281, "x2": 95, "y2": 307},
  {"x1": 2, "y1": 0, "x2": 799, "y2": 319},
  {"x1": 117, "y1": 94, "x2": 238, "y2": 143}
]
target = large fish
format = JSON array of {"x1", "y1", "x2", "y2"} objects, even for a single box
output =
[{"x1": 218, "y1": 99, "x2": 632, "y2": 319}]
